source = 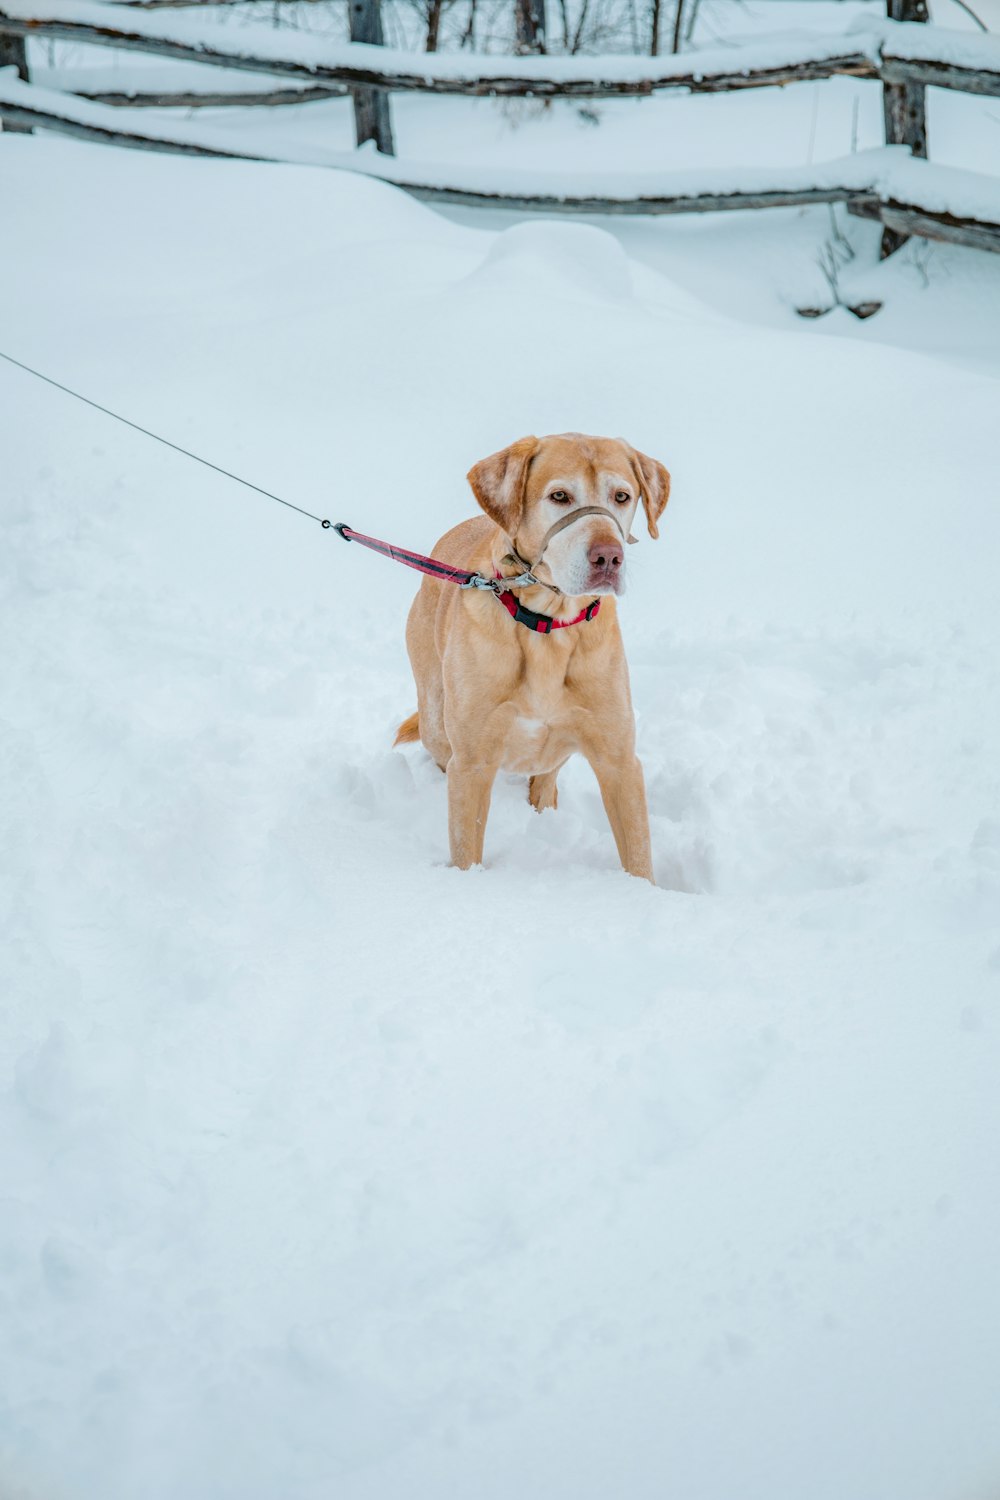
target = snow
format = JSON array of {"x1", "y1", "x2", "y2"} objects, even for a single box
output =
[
  {"x1": 873, "y1": 149, "x2": 1000, "y2": 218},
  {"x1": 38, "y1": 61, "x2": 325, "y2": 99},
  {"x1": 876, "y1": 14, "x2": 1000, "y2": 70},
  {"x1": 3, "y1": 121, "x2": 1000, "y2": 1500}
]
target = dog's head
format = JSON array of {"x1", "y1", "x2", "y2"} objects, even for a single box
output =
[{"x1": 467, "y1": 432, "x2": 670, "y2": 598}]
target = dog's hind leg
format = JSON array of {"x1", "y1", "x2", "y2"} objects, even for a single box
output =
[
  {"x1": 403, "y1": 582, "x2": 450, "y2": 769},
  {"x1": 529, "y1": 762, "x2": 566, "y2": 813}
]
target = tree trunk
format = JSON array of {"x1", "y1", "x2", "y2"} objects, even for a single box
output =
[
  {"x1": 0, "y1": 31, "x2": 31, "y2": 132},
  {"x1": 650, "y1": 0, "x2": 661, "y2": 57},
  {"x1": 515, "y1": 0, "x2": 545, "y2": 54},
  {"x1": 557, "y1": 0, "x2": 570, "y2": 50},
  {"x1": 880, "y1": 0, "x2": 928, "y2": 255},
  {"x1": 670, "y1": 0, "x2": 685, "y2": 54},
  {"x1": 425, "y1": 0, "x2": 444, "y2": 52},
  {"x1": 460, "y1": 0, "x2": 478, "y2": 49},
  {"x1": 348, "y1": 0, "x2": 394, "y2": 155}
]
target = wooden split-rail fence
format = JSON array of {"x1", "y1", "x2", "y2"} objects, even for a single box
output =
[{"x1": 1, "y1": 0, "x2": 999, "y2": 257}]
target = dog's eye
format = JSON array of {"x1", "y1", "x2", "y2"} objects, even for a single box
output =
[
  {"x1": 614, "y1": 489, "x2": 631, "y2": 504},
  {"x1": 550, "y1": 489, "x2": 571, "y2": 504}
]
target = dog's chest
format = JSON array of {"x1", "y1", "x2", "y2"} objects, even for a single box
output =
[
  {"x1": 501, "y1": 714, "x2": 554, "y2": 773},
  {"x1": 498, "y1": 666, "x2": 581, "y2": 774}
]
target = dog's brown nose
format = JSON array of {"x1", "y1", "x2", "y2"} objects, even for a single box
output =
[{"x1": 589, "y1": 538, "x2": 623, "y2": 571}]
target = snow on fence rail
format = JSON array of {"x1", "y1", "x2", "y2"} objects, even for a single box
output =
[
  {"x1": 0, "y1": 1, "x2": 879, "y2": 95},
  {"x1": 3, "y1": 0, "x2": 1000, "y2": 98},
  {"x1": 70, "y1": 82, "x2": 349, "y2": 108},
  {"x1": 2, "y1": 0, "x2": 1000, "y2": 256},
  {"x1": 0, "y1": 0, "x2": 995, "y2": 96}
]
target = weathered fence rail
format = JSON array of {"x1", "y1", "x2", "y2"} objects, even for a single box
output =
[
  {"x1": 2, "y1": 0, "x2": 999, "y2": 257},
  {"x1": 74, "y1": 81, "x2": 349, "y2": 107},
  {"x1": 3, "y1": 0, "x2": 1000, "y2": 97},
  {"x1": 0, "y1": 6, "x2": 877, "y2": 95}
]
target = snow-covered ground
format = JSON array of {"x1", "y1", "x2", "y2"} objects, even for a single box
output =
[{"x1": 2, "y1": 117, "x2": 1000, "y2": 1500}]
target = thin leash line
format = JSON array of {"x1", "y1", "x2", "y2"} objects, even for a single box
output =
[
  {"x1": 0, "y1": 347, "x2": 598, "y2": 632},
  {"x1": 0, "y1": 347, "x2": 327, "y2": 527}
]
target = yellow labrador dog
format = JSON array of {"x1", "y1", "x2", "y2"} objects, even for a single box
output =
[{"x1": 396, "y1": 433, "x2": 670, "y2": 881}]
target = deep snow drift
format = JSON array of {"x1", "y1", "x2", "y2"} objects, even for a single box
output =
[{"x1": 2, "y1": 137, "x2": 1000, "y2": 1500}]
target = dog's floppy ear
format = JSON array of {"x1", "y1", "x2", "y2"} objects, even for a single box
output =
[
  {"x1": 626, "y1": 444, "x2": 671, "y2": 540},
  {"x1": 467, "y1": 436, "x2": 538, "y2": 538}
]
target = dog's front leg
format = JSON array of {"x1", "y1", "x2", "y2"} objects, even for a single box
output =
[
  {"x1": 447, "y1": 756, "x2": 498, "y2": 869},
  {"x1": 586, "y1": 752, "x2": 654, "y2": 883}
]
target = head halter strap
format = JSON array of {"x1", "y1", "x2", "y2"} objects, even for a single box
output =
[{"x1": 507, "y1": 505, "x2": 628, "y2": 577}]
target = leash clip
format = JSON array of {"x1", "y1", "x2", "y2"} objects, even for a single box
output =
[{"x1": 461, "y1": 570, "x2": 538, "y2": 593}]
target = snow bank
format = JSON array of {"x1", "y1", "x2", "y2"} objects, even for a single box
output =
[{"x1": 2, "y1": 136, "x2": 1000, "y2": 1500}]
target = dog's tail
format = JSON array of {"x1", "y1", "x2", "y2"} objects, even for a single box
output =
[{"x1": 394, "y1": 710, "x2": 420, "y2": 746}]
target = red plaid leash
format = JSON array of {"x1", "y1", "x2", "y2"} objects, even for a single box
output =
[
  {"x1": 330, "y1": 522, "x2": 601, "y2": 635},
  {"x1": 329, "y1": 522, "x2": 481, "y2": 588}
]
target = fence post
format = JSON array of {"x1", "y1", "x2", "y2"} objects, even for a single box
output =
[
  {"x1": 348, "y1": 0, "x2": 394, "y2": 155},
  {"x1": 0, "y1": 31, "x2": 32, "y2": 134},
  {"x1": 880, "y1": 0, "x2": 928, "y2": 256}
]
